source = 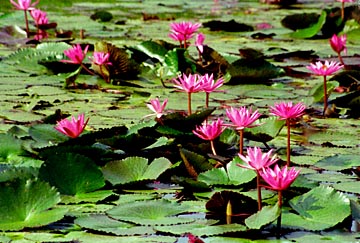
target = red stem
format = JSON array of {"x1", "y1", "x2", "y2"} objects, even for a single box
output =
[
  {"x1": 338, "y1": 52, "x2": 345, "y2": 66},
  {"x1": 24, "y1": 10, "x2": 30, "y2": 38},
  {"x1": 256, "y1": 170, "x2": 262, "y2": 211},
  {"x1": 205, "y1": 92, "x2": 209, "y2": 108},
  {"x1": 286, "y1": 119, "x2": 291, "y2": 166},
  {"x1": 323, "y1": 75, "x2": 328, "y2": 116},
  {"x1": 187, "y1": 92, "x2": 192, "y2": 115},
  {"x1": 210, "y1": 140, "x2": 217, "y2": 156},
  {"x1": 239, "y1": 129, "x2": 244, "y2": 155},
  {"x1": 276, "y1": 190, "x2": 283, "y2": 239}
]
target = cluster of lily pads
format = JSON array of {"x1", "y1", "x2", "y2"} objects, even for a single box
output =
[{"x1": 1, "y1": 0, "x2": 360, "y2": 242}]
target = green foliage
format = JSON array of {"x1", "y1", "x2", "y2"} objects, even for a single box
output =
[
  {"x1": 102, "y1": 157, "x2": 172, "y2": 185},
  {"x1": 290, "y1": 11, "x2": 327, "y2": 38},
  {"x1": 39, "y1": 152, "x2": 105, "y2": 195},
  {"x1": 245, "y1": 204, "x2": 281, "y2": 229},
  {"x1": 107, "y1": 199, "x2": 193, "y2": 226},
  {"x1": 283, "y1": 186, "x2": 351, "y2": 231},
  {"x1": 0, "y1": 134, "x2": 24, "y2": 161},
  {"x1": 0, "y1": 179, "x2": 66, "y2": 231},
  {"x1": 244, "y1": 116, "x2": 285, "y2": 143},
  {"x1": 198, "y1": 159, "x2": 256, "y2": 186},
  {"x1": 75, "y1": 214, "x2": 155, "y2": 236}
]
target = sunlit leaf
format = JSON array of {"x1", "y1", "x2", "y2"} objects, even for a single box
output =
[
  {"x1": 284, "y1": 185, "x2": 351, "y2": 230},
  {"x1": 290, "y1": 11, "x2": 327, "y2": 38},
  {"x1": 102, "y1": 157, "x2": 172, "y2": 185},
  {"x1": 107, "y1": 199, "x2": 193, "y2": 226},
  {"x1": 245, "y1": 204, "x2": 280, "y2": 229}
]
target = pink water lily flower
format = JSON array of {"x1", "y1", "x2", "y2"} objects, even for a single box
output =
[
  {"x1": 306, "y1": 60, "x2": 343, "y2": 76},
  {"x1": 238, "y1": 147, "x2": 278, "y2": 171},
  {"x1": 173, "y1": 73, "x2": 203, "y2": 115},
  {"x1": 200, "y1": 73, "x2": 224, "y2": 108},
  {"x1": 226, "y1": 106, "x2": 261, "y2": 130},
  {"x1": 269, "y1": 101, "x2": 305, "y2": 120},
  {"x1": 30, "y1": 9, "x2": 48, "y2": 25},
  {"x1": 330, "y1": 34, "x2": 347, "y2": 65},
  {"x1": 61, "y1": 44, "x2": 89, "y2": 65},
  {"x1": 10, "y1": 0, "x2": 39, "y2": 10},
  {"x1": 330, "y1": 34, "x2": 347, "y2": 54},
  {"x1": 193, "y1": 118, "x2": 225, "y2": 141},
  {"x1": 89, "y1": 52, "x2": 112, "y2": 66},
  {"x1": 336, "y1": 0, "x2": 355, "y2": 2},
  {"x1": 55, "y1": 114, "x2": 89, "y2": 138},
  {"x1": 226, "y1": 106, "x2": 261, "y2": 155},
  {"x1": 193, "y1": 118, "x2": 225, "y2": 156},
  {"x1": 146, "y1": 98, "x2": 168, "y2": 119},
  {"x1": 169, "y1": 21, "x2": 201, "y2": 48},
  {"x1": 261, "y1": 164, "x2": 300, "y2": 191}
]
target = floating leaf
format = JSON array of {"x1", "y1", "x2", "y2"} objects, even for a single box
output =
[
  {"x1": 135, "y1": 40, "x2": 168, "y2": 63},
  {"x1": 102, "y1": 157, "x2": 172, "y2": 185},
  {"x1": 332, "y1": 181, "x2": 360, "y2": 194},
  {"x1": 245, "y1": 204, "x2": 280, "y2": 229},
  {"x1": 28, "y1": 124, "x2": 69, "y2": 148},
  {"x1": 39, "y1": 152, "x2": 105, "y2": 195},
  {"x1": 244, "y1": 116, "x2": 285, "y2": 143},
  {"x1": 156, "y1": 222, "x2": 247, "y2": 237},
  {"x1": 290, "y1": 11, "x2": 327, "y2": 38},
  {"x1": 107, "y1": 199, "x2": 193, "y2": 226},
  {"x1": 198, "y1": 159, "x2": 256, "y2": 186},
  {"x1": 283, "y1": 185, "x2": 351, "y2": 231},
  {"x1": 0, "y1": 179, "x2": 66, "y2": 231},
  {"x1": 0, "y1": 133, "x2": 23, "y2": 161},
  {"x1": 310, "y1": 80, "x2": 339, "y2": 103},
  {"x1": 75, "y1": 214, "x2": 154, "y2": 236},
  {"x1": 314, "y1": 154, "x2": 360, "y2": 171}
]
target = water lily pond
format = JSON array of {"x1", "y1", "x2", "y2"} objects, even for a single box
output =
[{"x1": 1, "y1": 0, "x2": 360, "y2": 242}]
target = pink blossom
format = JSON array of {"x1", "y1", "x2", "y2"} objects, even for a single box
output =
[
  {"x1": 306, "y1": 60, "x2": 343, "y2": 76},
  {"x1": 30, "y1": 9, "x2": 48, "y2": 25},
  {"x1": 195, "y1": 33, "x2": 205, "y2": 53},
  {"x1": 261, "y1": 164, "x2": 300, "y2": 191},
  {"x1": 329, "y1": 34, "x2": 347, "y2": 54},
  {"x1": 55, "y1": 114, "x2": 89, "y2": 138},
  {"x1": 238, "y1": 147, "x2": 278, "y2": 171},
  {"x1": 89, "y1": 52, "x2": 112, "y2": 66},
  {"x1": 61, "y1": 44, "x2": 89, "y2": 65},
  {"x1": 336, "y1": 0, "x2": 355, "y2": 2},
  {"x1": 146, "y1": 98, "x2": 168, "y2": 118},
  {"x1": 200, "y1": 73, "x2": 224, "y2": 93},
  {"x1": 226, "y1": 106, "x2": 261, "y2": 130},
  {"x1": 170, "y1": 21, "x2": 201, "y2": 41},
  {"x1": 269, "y1": 101, "x2": 305, "y2": 120},
  {"x1": 10, "y1": 0, "x2": 39, "y2": 10},
  {"x1": 193, "y1": 118, "x2": 225, "y2": 141},
  {"x1": 173, "y1": 73, "x2": 203, "y2": 93}
]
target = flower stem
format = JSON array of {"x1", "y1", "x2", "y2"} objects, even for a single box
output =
[
  {"x1": 323, "y1": 75, "x2": 328, "y2": 116},
  {"x1": 24, "y1": 10, "x2": 30, "y2": 38},
  {"x1": 239, "y1": 129, "x2": 244, "y2": 155},
  {"x1": 205, "y1": 92, "x2": 209, "y2": 108},
  {"x1": 276, "y1": 190, "x2": 283, "y2": 239},
  {"x1": 256, "y1": 170, "x2": 262, "y2": 211},
  {"x1": 187, "y1": 92, "x2": 192, "y2": 115},
  {"x1": 81, "y1": 64, "x2": 96, "y2": 76},
  {"x1": 210, "y1": 140, "x2": 217, "y2": 156},
  {"x1": 286, "y1": 119, "x2": 291, "y2": 166},
  {"x1": 341, "y1": 2, "x2": 345, "y2": 20},
  {"x1": 337, "y1": 52, "x2": 345, "y2": 66}
]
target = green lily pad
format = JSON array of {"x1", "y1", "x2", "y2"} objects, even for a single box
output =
[
  {"x1": 332, "y1": 181, "x2": 360, "y2": 194},
  {"x1": 283, "y1": 185, "x2": 351, "y2": 231},
  {"x1": 75, "y1": 214, "x2": 155, "y2": 236},
  {"x1": 39, "y1": 152, "x2": 105, "y2": 195},
  {"x1": 107, "y1": 199, "x2": 193, "y2": 226},
  {"x1": 314, "y1": 154, "x2": 360, "y2": 171},
  {"x1": 198, "y1": 159, "x2": 256, "y2": 186},
  {"x1": 290, "y1": 11, "x2": 327, "y2": 38},
  {"x1": 102, "y1": 157, "x2": 172, "y2": 185},
  {"x1": 245, "y1": 204, "x2": 281, "y2": 230},
  {"x1": 0, "y1": 179, "x2": 66, "y2": 231}
]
